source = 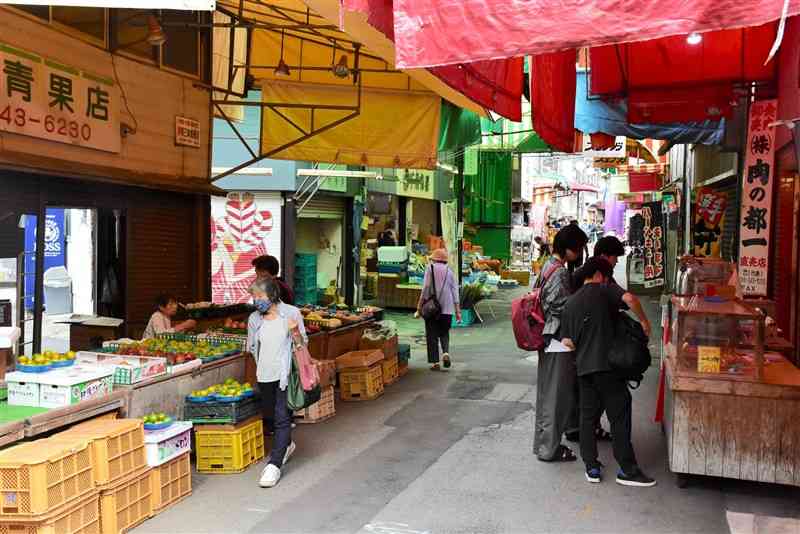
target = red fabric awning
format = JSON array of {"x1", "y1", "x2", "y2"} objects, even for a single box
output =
[
  {"x1": 590, "y1": 23, "x2": 778, "y2": 96},
  {"x1": 627, "y1": 84, "x2": 736, "y2": 124},
  {"x1": 387, "y1": 0, "x2": 800, "y2": 68},
  {"x1": 532, "y1": 50, "x2": 578, "y2": 153},
  {"x1": 342, "y1": 0, "x2": 523, "y2": 120}
]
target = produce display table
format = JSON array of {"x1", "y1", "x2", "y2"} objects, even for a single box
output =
[
  {"x1": 324, "y1": 321, "x2": 373, "y2": 360},
  {"x1": 377, "y1": 275, "x2": 422, "y2": 310},
  {"x1": 123, "y1": 353, "x2": 246, "y2": 419},
  {"x1": 662, "y1": 355, "x2": 800, "y2": 487}
]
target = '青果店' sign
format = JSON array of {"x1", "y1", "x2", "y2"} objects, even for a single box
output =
[{"x1": 0, "y1": 42, "x2": 120, "y2": 153}]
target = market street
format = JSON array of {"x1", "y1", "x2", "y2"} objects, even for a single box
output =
[{"x1": 138, "y1": 287, "x2": 800, "y2": 534}]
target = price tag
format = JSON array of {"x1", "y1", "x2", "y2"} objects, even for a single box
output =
[{"x1": 698, "y1": 345, "x2": 721, "y2": 373}]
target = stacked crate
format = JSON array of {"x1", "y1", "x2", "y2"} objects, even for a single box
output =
[
  {"x1": 294, "y1": 253, "x2": 318, "y2": 306},
  {"x1": 57, "y1": 419, "x2": 152, "y2": 534},
  {"x1": 194, "y1": 417, "x2": 265, "y2": 474},
  {"x1": 336, "y1": 350, "x2": 385, "y2": 401}
]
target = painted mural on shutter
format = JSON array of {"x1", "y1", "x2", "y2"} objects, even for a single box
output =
[{"x1": 211, "y1": 193, "x2": 282, "y2": 304}]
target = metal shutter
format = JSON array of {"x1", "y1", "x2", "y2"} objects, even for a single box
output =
[{"x1": 297, "y1": 196, "x2": 345, "y2": 219}]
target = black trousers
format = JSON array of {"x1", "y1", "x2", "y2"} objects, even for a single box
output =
[
  {"x1": 424, "y1": 314, "x2": 452, "y2": 363},
  {"x1": 579, "y1": 371, "x2": 638, "y2": 474},
  {"x1": 259, "y1": 381, "x2": 292, "y2": 468}
]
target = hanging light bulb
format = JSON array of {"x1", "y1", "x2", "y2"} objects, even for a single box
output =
[
  {"x1": 686, "y1": 32, "x2": 702, "y2": 45},
  {"x1": 274, "y1": 30, "x2": 291, "y2": 77},
  {"x1": 145, "y1": 15, "x2": 166, "y2": 47},
  {"x1": 333, "y1": 54, "x2": 350, "y2": 78}
]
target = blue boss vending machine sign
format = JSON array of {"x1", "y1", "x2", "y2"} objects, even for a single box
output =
[{"x1": 23, "y1": 208, "x2": 66, "y2": 310}]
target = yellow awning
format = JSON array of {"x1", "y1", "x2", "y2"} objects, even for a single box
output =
[
  {"x1": 217, "y1": 0, "x2": 487, "y2": 116},
  {"x1": 262, "y1": 80, "x2": 441, "y2": 168}
]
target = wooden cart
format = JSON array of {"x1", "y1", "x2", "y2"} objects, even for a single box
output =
[{"x1": 661, "y1": 296, "x2": 800, "y2": 487}]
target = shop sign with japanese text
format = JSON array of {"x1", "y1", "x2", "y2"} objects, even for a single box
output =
[
  {"x1": 693, "y1": 188, "x2": 727, "y2": 258},
  {"x1": 0, "y1": 42, "x2": 120, "y2": 153},
  {"x1": 642, "y1": 200, "x2": 666, "y2": 288},
  {"x1": 399, "y1": 169, "x2": 435, "y2": 199},
  {"x1": 738, "y1": 99, "x2": 777, "y2": 297}
]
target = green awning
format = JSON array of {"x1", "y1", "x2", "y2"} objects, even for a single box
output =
[
  {"x1": 438, "y1": 100, "x2": 482, "y2": 152},
  {"x1": 478, "y1": 100, "x2": 550, "y2": 153}
]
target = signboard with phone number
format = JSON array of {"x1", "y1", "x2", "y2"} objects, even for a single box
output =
[{"x1": 0, "y1": 41, "x2": 120, "y2": 153}]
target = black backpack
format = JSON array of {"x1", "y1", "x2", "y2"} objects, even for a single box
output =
[{"x1": 608, "y1": 312, "x2": 652, "y2": 388}]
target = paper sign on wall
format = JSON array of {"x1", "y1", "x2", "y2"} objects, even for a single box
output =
[
  {"x1": 694, "y1": 188, "x2": 727, "y2": 258},
  {"x1": 738, "y1": 100, "x2": 777, "y2": 297}
]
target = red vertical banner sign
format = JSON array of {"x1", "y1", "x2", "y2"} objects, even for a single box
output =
[{"x1": 738, "y1": 99, "x2": 778, "y2": 297}]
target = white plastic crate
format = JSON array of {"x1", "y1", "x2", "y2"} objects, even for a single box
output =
[
  {"x1": 377, "y1": 246, "x2": 408, "y2": 263},
  {"x1": 144, "y1": 421, "x2": 193, "y2": 467}
]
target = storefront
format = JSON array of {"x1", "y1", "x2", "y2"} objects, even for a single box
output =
[{"x1": 0, "y1": 6, "x2": 212, "y2": 355}]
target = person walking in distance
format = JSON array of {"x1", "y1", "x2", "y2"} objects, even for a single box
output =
[
  {"x1": 416, "y1": 248, "x2": 462, "y2": 371},
  {"x1": 533, "y1": 225, "x2": 588, "y2": 462},
  {"x1": 560, "y1": 257, "x2": 655, "y2": 486}
]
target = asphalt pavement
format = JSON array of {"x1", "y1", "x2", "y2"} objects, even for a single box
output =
[{"x1": 138, "y1": 285, "x2": 799, "y2": 534}]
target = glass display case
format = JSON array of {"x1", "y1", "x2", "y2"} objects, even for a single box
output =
[
  {"x1": 669, "y1": 296, "x2": 765, "y2": 381},
  {"x1": 674, "y1": 257, "x2": 736, "y2": 296}
]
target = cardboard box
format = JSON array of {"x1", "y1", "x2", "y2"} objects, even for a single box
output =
[
  {"x1": 7, "y1": 379, "x2": 39, "y2": 407},
  {"x1": 144, "y1": 421, "x2": 193, "y2": 467},
  {"x1": 6, "y1": 365, "x2": 114, "y2": 408},
  {"x1": 314, "y1": 359, "x2": 337, "y2": 388},
  {"x1": 335, "y1": 349, "x2": 384, "y2": 371},
  {"x1": 76, "y1": 351, "x2": 167, "y2": 384}
]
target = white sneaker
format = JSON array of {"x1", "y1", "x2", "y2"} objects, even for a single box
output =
[
  {"x1": 283, "y1": 441, "x2": 296, "y2": 465},
  {"x1": 266, "y1": 441, "x2": 296, "y2": 466},
  {"x1": 259, "y1": 464, "x2": 281, "y2": 488}
]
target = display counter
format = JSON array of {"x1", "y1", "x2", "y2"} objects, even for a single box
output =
[
  {"x1": 662, "y1": 355, "x2": 800, "y2": 487},
  {"x1": 123, "y1": 353, "x2": 246, "y2": 419},
  {"x1": 661, "y1": 296, "x2": 800, "y2": 487},
  {"x1": 377, "y1": 275, "x2": 422, "y2": 309}
]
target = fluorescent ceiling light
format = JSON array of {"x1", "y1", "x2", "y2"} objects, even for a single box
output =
[
  {"x1": 212, "y1": 167, "x2": 273, "y2": 177},
  {"x1": 297, "y1": 169, "x2": 380, "y2": 179}
]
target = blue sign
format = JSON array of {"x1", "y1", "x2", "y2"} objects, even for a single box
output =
[{"x1": 24, "y1": 209, "x2": 66, "y2": 310}]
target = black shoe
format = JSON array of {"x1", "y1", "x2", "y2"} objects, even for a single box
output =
[
  {"x1": 616, "y1": 468, "x2": 657, "y2": 487},
  {"x1": 585, "y1": 466, "x2": 603, "y2": 483}
]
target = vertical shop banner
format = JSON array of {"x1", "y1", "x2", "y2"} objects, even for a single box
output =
[
  {"x1": 23, "y1": 209, "x2": 65, "y2": 310},
  {"x1": 738, "y1": 99, "x2": 777, "y2": 297},
  {"x1": 693, "y1": 188, "x2": 727, "y2": 258},
  {"x1": 210, "y1": 193, "x2": 281, "y2": 304},
  {"x1": 0, "y1": 41, "x2": 120, "y2": 153},
  {"x1": 642, "y1": 201, "x2": 666, "y2": 288}
]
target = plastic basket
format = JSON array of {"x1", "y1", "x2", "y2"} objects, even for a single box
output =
[
  {"x1": 452, "y1": 309, "x2": 475, "y2": 328},
  {"x1": 295, "y1": 289, "x2": 319, "y2": 306},
  {"x1": 293, "y1": 273, "x2": 317, "y2": 291},
  {"x1": 339, "y1": 364, "x2": 384, "y2": 402},
  {"x1": 99, "y1": 468, "x2": 152, "y2": 534},
  {"x1": 295, "y1": 253, "x2": 317, "y2": 268},
  {"x1": 381, "y1": 355, "x2": 399, "y2": 385},
  {"x1": 295, "y1": 386, "x2": 335, "y2": 424},
  {"x1": 149, "y1": 452, "x2": 191, "y2": 513},
  {"x1": 0, "y1": 492, "x2": 100, "y2": 534},
  {"x1": 184, "y1": 395, "x2": 261, "y2": 425},
  {"x1": 195, "y1": 418, "x2": 265, "y2": 474},
  {"x1": 0, "y1": 436, "x2": 94, "y2": 518},
  {"x1": 57, "y1": 420, "x2": 146, "y2": 488},
  {"x1": 398, "y1": 343, "x2": 411, "y2": 363}
]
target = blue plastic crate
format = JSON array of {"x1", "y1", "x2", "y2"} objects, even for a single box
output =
[
  {"x1": 295, "y1": 288, "x2": 319, "y2": 306},
  {"x1": 452, "y1": 308, "x2": 475, "y2": 328},
  {"x1": 293, "y1": 273, "x2": 317, "y2": 291},
  {"x1": 295, "y1": 253, "x2": 317, "y2": 268},
  {"x1": 294, "y1": 263, "x2": 317, "y2": 276}
]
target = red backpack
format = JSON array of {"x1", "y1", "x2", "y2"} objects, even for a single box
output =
[{"x1": 511, "y1": 261, "x2": 563, "y2": 351}]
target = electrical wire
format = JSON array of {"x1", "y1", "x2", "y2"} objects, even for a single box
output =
[{"x1": 111, "y1": 53, "x2": 138, "y2": 135}]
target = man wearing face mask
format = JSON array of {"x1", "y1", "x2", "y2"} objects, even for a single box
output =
[{"x1": 245, "y1": 277, "x2": 307, "y2": 488}]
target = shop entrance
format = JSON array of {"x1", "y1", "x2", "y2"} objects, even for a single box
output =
[
  {"x1": 0, "y1": 205, "x2": 124, "y2": 355},
  {"x1": 295, "y1": 197, "x2": 346, "y2": 306}
]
